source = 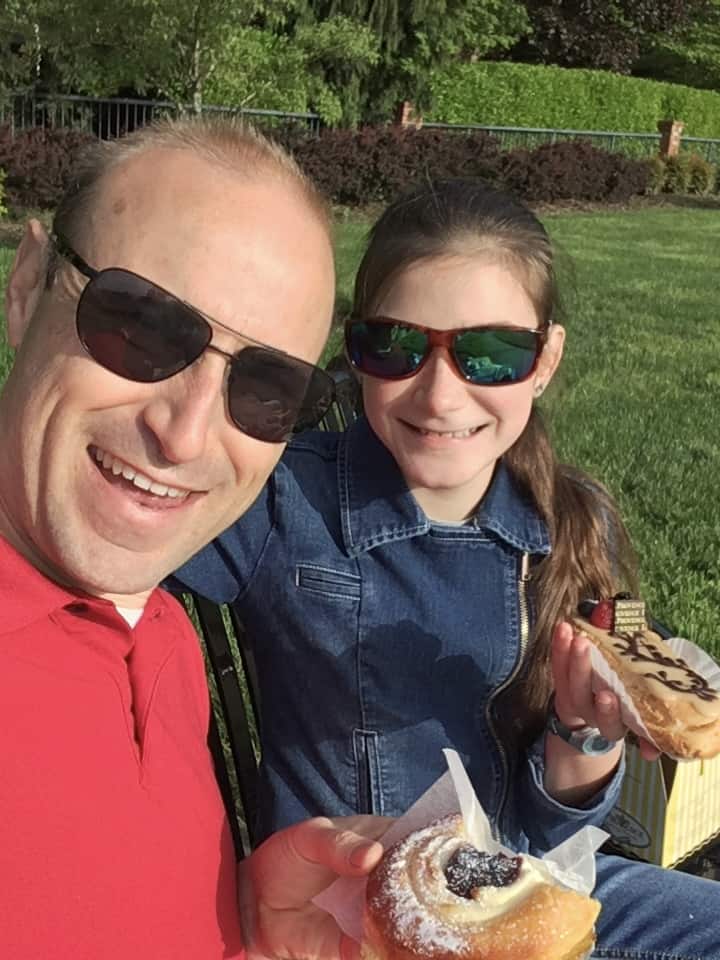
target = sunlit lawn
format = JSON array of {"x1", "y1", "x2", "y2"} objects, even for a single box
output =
[{"x1": 1, "y1": 205, "x2": 718, "y2": 653}]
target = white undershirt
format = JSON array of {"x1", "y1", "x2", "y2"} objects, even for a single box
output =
[{"x1": 114, "y1": 606, "x2": 145, "y2": 628}]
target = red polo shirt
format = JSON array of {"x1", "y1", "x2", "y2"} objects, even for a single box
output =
[{"x1": 0, "y1": 537, "x2": 244, "y2": 959}]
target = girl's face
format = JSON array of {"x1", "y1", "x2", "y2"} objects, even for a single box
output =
[{"x1": 362, "y1": 255, "x2": 565, "y2": 522}]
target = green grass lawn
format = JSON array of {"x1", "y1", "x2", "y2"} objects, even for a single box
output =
[{"x1": 1, "y1": 207, "x2": 718, "y2": 654}]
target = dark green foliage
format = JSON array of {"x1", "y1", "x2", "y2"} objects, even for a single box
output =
[
  {"x1": 659, "y1": 153, "x2": 717, "y2": 195},
  {"x1": 646, "y1": 155, "x2": 668, "y2": 194},
  {"x1": 684, "y1": 153, "x2": 716, "y2": 195},
  {"x1": 289, "y1": 0, "x2": 529, "y2": 122},
  {"x1": 430, "y1": 61, "x2": 720, "y2": 138}
]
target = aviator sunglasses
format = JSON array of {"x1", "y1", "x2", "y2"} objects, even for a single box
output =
[
  {"x1": 54, "y1": 234, "x2": 336, "y2": 443},
  {"x1": 345, "y1": 316, "x2": 548, "y2": 386}
]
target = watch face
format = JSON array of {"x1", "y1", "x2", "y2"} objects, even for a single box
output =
[{"x1": 581, "y1": 733, "x2": 612, "y2": 755}]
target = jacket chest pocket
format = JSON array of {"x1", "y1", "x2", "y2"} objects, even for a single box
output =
[{"x1": 295, "y1": 564, "x2": 361, "y2": 602}]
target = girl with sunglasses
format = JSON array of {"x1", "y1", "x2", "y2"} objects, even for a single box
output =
[{"x1": 175, "y1": 179, "x2": 720, "y2": 958}]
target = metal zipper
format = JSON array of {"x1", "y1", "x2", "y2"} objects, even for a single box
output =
[{"x1": 485, "y1": 551, "x2": 532, "y2": 839}]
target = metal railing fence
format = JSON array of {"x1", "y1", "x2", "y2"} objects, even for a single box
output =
[
  {"x1": 2, "y1": 91, "x2": 720, "y2": 163},
  {"x1": 0, "y1": 91, "x2": 322, "y2": 139},
  {"x1": 421, "y1": 121, "x2": 720, "y2": 164}
]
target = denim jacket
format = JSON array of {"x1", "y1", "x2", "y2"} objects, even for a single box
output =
[{"x1": 175, "y1": 416, "x2": 623, "y2": 851}]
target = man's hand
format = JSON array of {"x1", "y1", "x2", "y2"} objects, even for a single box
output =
[
  {"x1": 238, "y1": 815, "x2": 389, "y2": 960},
  {"x1": 552, "y1": 621, "x2": 660, "y2": 761}
]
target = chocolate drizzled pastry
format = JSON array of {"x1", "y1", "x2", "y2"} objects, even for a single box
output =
[{"x1": 572, "y1": 602, "x2": 720, "y2": 760}]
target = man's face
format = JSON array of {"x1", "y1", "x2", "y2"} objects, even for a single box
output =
[{"x1": 0, "y1": 147, "x2": 334, "y2": 602}]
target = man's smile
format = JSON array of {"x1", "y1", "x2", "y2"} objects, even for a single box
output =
[{"x1": 89, "y1": 445, "x2": 195, "y2": 502}]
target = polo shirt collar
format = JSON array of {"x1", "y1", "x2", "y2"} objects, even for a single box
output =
[
  {"x1": 338, "y1": 416, "x2": 551, "y2": 557},
  {"x1": 0, "y1": 534, "x2": 162, "y2": 635}
]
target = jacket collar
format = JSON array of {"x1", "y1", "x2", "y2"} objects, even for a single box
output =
[{"x1": 338, "y1": 417, "x2": 551, "y2": 558}]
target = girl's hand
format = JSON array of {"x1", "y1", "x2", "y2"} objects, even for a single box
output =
[{"x1": 551, "y1": 621, "x2": 660, "y2": 762}]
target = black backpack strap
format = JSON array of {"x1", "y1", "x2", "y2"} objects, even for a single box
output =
[
  {"x1": 207, "y1": 707, "x2": 244, "y2": 859},
  {"x1": 184, "y1": 593, "x2": 260, "y2": 858}
]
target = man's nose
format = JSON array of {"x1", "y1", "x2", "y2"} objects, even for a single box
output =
[{"x1": 141, "y1": 356, "x2": 227, "y2": 464}]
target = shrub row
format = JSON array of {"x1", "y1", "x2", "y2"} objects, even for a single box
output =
[
  {"x1": 10, "y1": 122, "x2": 714, "y2": 214},
  {"x1": 647, "y1": 153, "x2": 717, "y2": 196},
  {"x1": 286, "y1": 128, "x2": 652, "y2": 205},
  {"x1": 0, "y1": 125, "x2": 95, "y2": 212},
  {"x1": 429, "y1": 61, "x2": 720, "y2": 140}
]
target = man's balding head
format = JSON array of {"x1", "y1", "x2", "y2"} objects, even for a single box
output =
[
  {"x1": 1, "y1": 119, "x2": 335, "y2": 603},
  {"x1": 51, "y1": 118, "x2": 330, "y2": 263}
]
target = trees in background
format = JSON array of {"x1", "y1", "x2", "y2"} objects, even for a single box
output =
[
  {"x1": 509, "y1": 1, "x2": 712, "y2": 74},
  {"x1": 0, "y1": 0, "x2": 529, "y2": 122},
  {"x1": 635, "y1": 0, "x2": 720, "y2": 92},
  {"x1": 288, "y1": 0, "x2": 529, "y2": 121},
  {"x1": 1, "y1": 1, "x2": 718, "y2": 124}
]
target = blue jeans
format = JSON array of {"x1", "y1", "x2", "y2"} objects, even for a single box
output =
[{"x1": 593, "y1": 854, "x2": 720, "y2": 959}]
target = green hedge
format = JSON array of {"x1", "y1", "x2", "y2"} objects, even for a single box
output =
[{"x1": 429, "y1": 62, "x2": 720, "y2": 139}]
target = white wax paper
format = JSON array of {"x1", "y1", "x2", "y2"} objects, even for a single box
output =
[
  {"x1": 587, "y1": 633, "x2": 720, "y2": 761},
  {"x1": 313, "y1": 748, "x2": 607, "y2": 945}
]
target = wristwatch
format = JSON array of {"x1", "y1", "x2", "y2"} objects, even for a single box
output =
[{"x1": 546, "y1": 704, "x2": 617, "y2": 756}]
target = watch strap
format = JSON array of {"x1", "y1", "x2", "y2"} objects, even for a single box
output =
[{"x1": 546, "y1": 702, "x2": 617, "y2": 755}]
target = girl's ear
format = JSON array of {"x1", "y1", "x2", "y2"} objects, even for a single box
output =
[
  {"x1": 534, "y1": 324, "x2": 565, "y2": 393},
  {"x1": 5, "y1": 219, "x2": 50, "y2": 349}
]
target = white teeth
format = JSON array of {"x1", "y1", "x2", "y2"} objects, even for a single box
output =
[
  {"x1": 91, "y1": 447, "x2": 189, "y2": 500},
  {"x1": 419, "y1": 427, "x2": 478, "y2": 439}
]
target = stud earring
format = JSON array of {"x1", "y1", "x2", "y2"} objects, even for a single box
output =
[{"x1": 533, "y1": 382, "x2": 545, "y2": 398}]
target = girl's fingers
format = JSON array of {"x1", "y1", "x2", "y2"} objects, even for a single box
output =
[
  {"x1": 563, "y1": 635, "x2": 595, "y2": 724},
  {"x1": 637, "y1": 738, "x2": 662, "y2": 762},
  {"x1": 593, "y1": 690, "x2": 626, "y2": 742}
]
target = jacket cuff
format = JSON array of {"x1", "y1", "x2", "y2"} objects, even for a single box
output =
[
  {"x1": 517, "y1": 733, "x2": 625, "y2": 852},
  {"x1": 528, "y1": 730, "x2": 625, "y2": 812}
]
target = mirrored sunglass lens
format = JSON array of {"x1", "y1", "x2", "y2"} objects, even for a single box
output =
[
  {"x1": 228, "y1": 347, "x2": 334, "y2": 443},
  {"x1": 454, "y1": 329, "x2": 538, "y2": 384},
  {"x1": 77, "y1": 269, "x2": 210, "y2": 382},
  {"x1": 347, "y1": 322, "x2": 428, "y2": 378}
]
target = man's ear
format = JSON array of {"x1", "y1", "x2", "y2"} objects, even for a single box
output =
[{"x1": 5, "y1": 219, "x2": 51, "y2": 349}]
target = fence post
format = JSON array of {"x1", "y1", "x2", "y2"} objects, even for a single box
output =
[
  {"x1": 657, "y1": 119, "x2": 684, "y2": 158},
  {"x1": 394, "y1": 100, "x2": 423, "y2": 129}
]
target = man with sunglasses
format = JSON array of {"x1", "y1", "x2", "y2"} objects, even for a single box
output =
[{"x1": 0, "y1": 120, "x2": 385, "y2": 959}]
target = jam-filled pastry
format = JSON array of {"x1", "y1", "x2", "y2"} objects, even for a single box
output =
[
  {"x1": 572, "y1": 596, "x2": 720, "y2": 759},
  {"x1": 361, "y1": 814, "x2": 600, "y2": 960}
]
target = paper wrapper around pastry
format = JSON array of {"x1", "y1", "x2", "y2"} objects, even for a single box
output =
[
  {"x1": 314, "y1": 748, "x2": 607, "y2": 960},
  {"x1": 584, "y1": 634, "x2": 720, "y2": 761}
]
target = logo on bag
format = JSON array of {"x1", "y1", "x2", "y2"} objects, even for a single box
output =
[{"x1": 604, "y1": 807, "x2": 651, "y2": 849}]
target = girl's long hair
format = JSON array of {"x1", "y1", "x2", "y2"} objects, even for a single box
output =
[{"x1": 353, "y1": 179, "x2": 637, "y2": 730}]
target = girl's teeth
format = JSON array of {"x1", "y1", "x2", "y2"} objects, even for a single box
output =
[
  {"x1": 420, "y1": 428, "x2": 476, "y2": 438},
  {"x1": 91, "y1": 446, "x2": 189, "y2": 500}
]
